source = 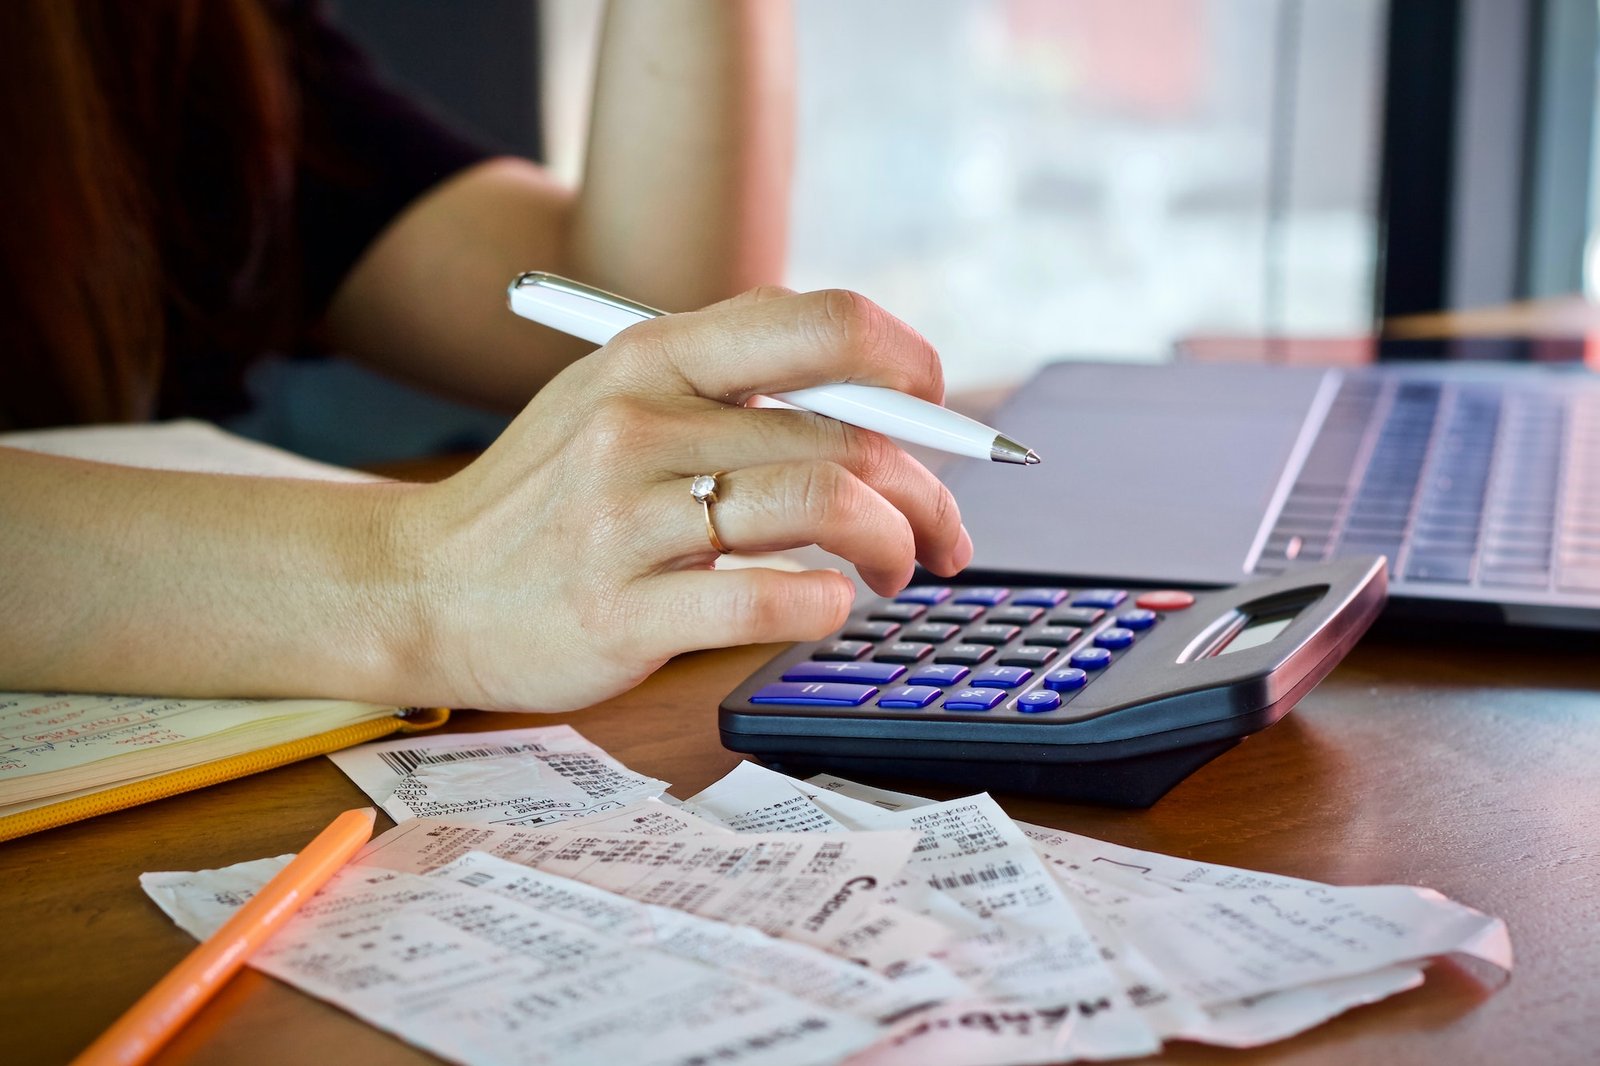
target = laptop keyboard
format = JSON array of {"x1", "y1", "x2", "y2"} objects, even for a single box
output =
[{"x1": 1254, "y1": 377, "x2": 1600, "y2": 593}]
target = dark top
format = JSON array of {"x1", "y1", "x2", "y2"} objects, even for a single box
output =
[{"x1": 159, "y1": 3, "x2": 492, "y2": 420}]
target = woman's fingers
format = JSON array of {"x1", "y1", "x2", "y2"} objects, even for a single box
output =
[
  {"x1": 669, "y1": 463, "x2": 917, "y2": 594},
  {"x1": 602, "y1": 287, "x2": 946, "y2": 407},
  {"x1": 574, "y1": 397, "x2": 970, "y2": 577},
  {"x1": 636, "y1": 568, "x2": 856, "y2": 663}
]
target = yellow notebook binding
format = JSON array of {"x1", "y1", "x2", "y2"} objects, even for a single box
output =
[{"x1": 0, "y1": 706, "x2": 449, "y2": 843}]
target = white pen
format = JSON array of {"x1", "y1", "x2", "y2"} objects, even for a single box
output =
[{"x1": 506, "y1": 272, "x2": 1041, "y2": 465}]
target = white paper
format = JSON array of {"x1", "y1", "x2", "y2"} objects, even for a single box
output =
[
  {"x1": 1113, "y1": 883, "x2": 1510, "y2": 1005},
  {"x1": 684, "y1": 761, "x2": 853, "y2": 833},
  {"x1": 693, "y1": 765, "x2": 1515, "y2": 1059},
  {"x1": 327, "y1": 725, "x2": 669, "y2": 826},
  {"x1": 551, "y1": 796, "x2": 733, "y2": 836},
  {"x1": 433, "y1": 850, "x2": 966, "y2": 1021},
  {"x1": 140, "y1": 854, "x2": 294, "y2": 940},
  {"x1": 145, "y1": 861, "x2": 878, "y2": 1066},
  {"x1": 139, "y1": 757, "x2": 1517, "y2": 1066},
  {"x1": 804, "y1": 774, "x2": 935, "y2": 812},
  {"x1": 353, "y1": 818, "x2": 931, "y2": 968},
  {"x1": 690, "y1": 765, "x2": 1163, "y2": 1061}
]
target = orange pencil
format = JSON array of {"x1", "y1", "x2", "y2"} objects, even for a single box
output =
[{"x1": 72, "y1": 806, "x2": 378, "y2": 1066}]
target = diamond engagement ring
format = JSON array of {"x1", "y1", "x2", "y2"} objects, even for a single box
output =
[{"x1": 691, "y1": 472, "x2": 729, "y2": 554}]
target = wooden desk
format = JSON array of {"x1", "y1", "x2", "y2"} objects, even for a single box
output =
[{"x1": 5, "y1": 632, "x2": 1598, "y2": 1065}]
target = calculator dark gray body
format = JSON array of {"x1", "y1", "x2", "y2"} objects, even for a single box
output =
[{"x1": 719, "y1": 556, "x2": 1387, "y2": 806}]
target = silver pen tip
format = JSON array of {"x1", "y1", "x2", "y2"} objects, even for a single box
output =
[{"x1": 990, "y1": 435, "x2": 1040, "y2": 465}]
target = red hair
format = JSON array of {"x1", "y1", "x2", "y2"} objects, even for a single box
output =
[{"x1": 0, "y1": 1, "x2": 295, "y2": 427}]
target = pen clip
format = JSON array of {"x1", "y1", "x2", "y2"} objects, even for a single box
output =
[{"x1": 508, "y1": 272, "x2": 664, "y2": 323}]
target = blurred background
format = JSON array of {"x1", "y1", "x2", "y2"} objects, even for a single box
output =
[{"x1": 254, "y1": 0, "x2": 1599, "y2": 463}]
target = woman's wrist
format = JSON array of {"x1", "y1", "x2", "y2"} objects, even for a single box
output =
[{"x1": 346, "y1": 479, "x2": 453, "y2": 708}]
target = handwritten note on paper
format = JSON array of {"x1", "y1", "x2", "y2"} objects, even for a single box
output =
[
  {"x1": 147, "y1": 863, "x2": 879, "y2": 1066},
  {"x1": 327, "y1": 725, "x2": 669, "y2": 827}
]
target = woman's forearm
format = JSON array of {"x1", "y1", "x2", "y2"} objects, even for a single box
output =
[
  {"x1": 321, "y1": 2, "x2": 794, "y2": 409},
  {"x1": 0, "y1": 447, "x2": 426, "y2": 703}
]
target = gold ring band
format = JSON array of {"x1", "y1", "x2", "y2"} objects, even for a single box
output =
[{"x1": 690, "y1": 472, "x2": 729, "y2": 554}]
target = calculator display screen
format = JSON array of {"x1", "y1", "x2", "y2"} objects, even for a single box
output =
[{"x1": 1214, "y1": 612, "x2": 1297, "y2": 656}]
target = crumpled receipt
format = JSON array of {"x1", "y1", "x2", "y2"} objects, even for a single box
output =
[{"x1": 142, "y1": 741, "x2": 1511, "y2": 1066}]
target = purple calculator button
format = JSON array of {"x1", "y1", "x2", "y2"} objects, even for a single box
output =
[
  {"x1": 1044, "y1": 667, "x2": 1088, "y2": 691},
  {"x1": 1017, "y1": 690, "x2": 1063, "y2": 713},
  {"x1": 1069, "y1": 647, "x2": 1114, "y2": 670},
  {"x1": 1011, "y1": 587, "x2": 1069, "y2": 607},
  {"x1": 942, "y1": 687, "x2": 1007, "y2": 711},
  {"x1": 951, "y1": 586, "x2": 1010, "y2": 606},
  {"x1": 782, "y1": 661, "x2": 906, "y2": 684},
  {"x1": 970, "y1": 666, "x2": 1033, "y2": 689},
  {"x1": 896, "y1": 586, "x2": 953, "y2": 605},
  {"x1": 878, "y1": 685, "x2": 942, "y2": 709},
  {"x1": 1073, "y1": 589, "x2": 1128, "y2": 609},
  {"x1": 907, "y1": 663, "x2": 970, "y2": 686},
  {"x1": 1117, "y1": 608, "x2": 1158, "y2": 631},
  {"x1": 750, "y1": 682, "x2": 877, "y2": 706},
  {"x1": 1094, "y1": 627, "x2": 1136, "y2": 650}
]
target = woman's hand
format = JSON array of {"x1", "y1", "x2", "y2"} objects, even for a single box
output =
[{"x1": 386, "y1": 287, "x2": 972, "y2": 712}]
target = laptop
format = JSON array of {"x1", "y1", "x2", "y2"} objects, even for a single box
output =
[{"x1": 941, "y1": 356, "x2": 1600, "y2": 630}]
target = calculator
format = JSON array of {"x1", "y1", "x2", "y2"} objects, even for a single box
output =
[{"x1": 719, "y1": 556, "x2": 1387, "y2": 806}]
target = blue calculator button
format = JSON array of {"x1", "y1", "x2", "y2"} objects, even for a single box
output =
[
  {"x1": 1069, "y1": 647, "x2": 1114, "y2": 670},
  {"x1": 1044, "y1": 667, "x2": 1088, "y2": 691},
  {"x1": 1011, "y1": 587, "x2": 1069, "y2": 607},
  {"x1": 896, "y1": 586, "x2": 953, "y2": 605},
  {"x1": 942, "y1": 688, "x2": 1007, "y2": 711},
  {"x1": 782, "y1": 661, "x2": 906, "y2": 684},
  {"x1": 970, "y1": 666, "x2": 1033, "y2": 689},
  {"x1": 1117, "y1": 608, "x2": 1159, "y2": 631},
  {"x1": 750, "y1": 682, "x2": 877, "y2": 706},
  {"x1": 877, "y1": 685, "x2": 942, "y2": 709},
  {"x1": 907, "y1": 663, "x2": 970, "y2": 686},
  {"x1": 951, "y1": 586, "x2": 1010, "y2": 606},
  {"x1": 1094, "y1": 627, "x2": 1136, "y2": 650},
  {"x1": 1073, "y1": 589, "x2": 1128, "y2": 608},
  {"x1": 1016, "y1": 690, "x2": 1063, "y2": 713}
]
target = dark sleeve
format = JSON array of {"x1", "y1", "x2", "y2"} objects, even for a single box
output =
[{"x1": 282, "y1": 5, "x2": 497, "y2": 320}]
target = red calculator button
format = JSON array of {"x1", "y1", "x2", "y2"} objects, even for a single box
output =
[{"x1": 1136, "y1": 590, "x2": 1195, "y2": 611}]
